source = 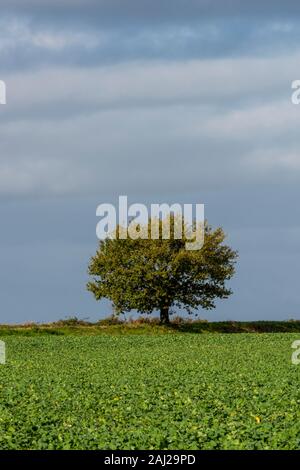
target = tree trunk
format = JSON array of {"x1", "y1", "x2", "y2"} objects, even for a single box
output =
[{"x1": 160, "y1": 306, "x2": 170, "y2": 325}]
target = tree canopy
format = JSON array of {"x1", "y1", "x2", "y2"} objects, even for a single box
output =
[{"x1": 87, "y1": 220, "x2": 238, "y2": 324}]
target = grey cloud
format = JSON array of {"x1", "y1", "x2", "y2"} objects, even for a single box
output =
[
  {"x1": 1, "y1": 99, "x2": 299, "y2": 200},
  {"x1": 2, "y1": 1, "x2": 300, "y2": 21},
  {"x1": 2, "y1": 53, "x2": 298, "y2": 124},
  {"x1": 0, "y1": 52, "x2": 299, "y2": 200},
  {"x1": 1, "y1": 12, "x2": 300, "y2": 73}
]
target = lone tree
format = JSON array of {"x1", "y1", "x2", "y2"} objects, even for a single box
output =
[{"x1": 87, "y1": 220, "x2": 238, "y2": 324}]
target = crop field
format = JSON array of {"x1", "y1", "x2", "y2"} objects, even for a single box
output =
[{"x1": 0, "y1": 333, "x2": 299, "y2": 450}]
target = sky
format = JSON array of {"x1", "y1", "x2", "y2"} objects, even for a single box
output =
[{"x1": 0, "y1": 0, "x2": 300, "y2": 323}]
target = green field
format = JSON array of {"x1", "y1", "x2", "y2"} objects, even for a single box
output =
[{"x1": 0, "y1": 333, "x2": 299, "y2": 449}]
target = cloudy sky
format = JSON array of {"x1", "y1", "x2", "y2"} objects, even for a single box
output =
[{"x1": 1, "y1": 0, "x2": 300, "y2": 323}]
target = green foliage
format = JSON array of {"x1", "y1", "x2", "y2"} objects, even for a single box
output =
[
  {"x1": 87, "y1": 221, "x2": 238, "y2": 322},
  {"x1": 1, "y1": 319, "x2": 300, "y2": 336},
  {"x1": 0, "y1": 334, "x2": 299, "y2": 449}
]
